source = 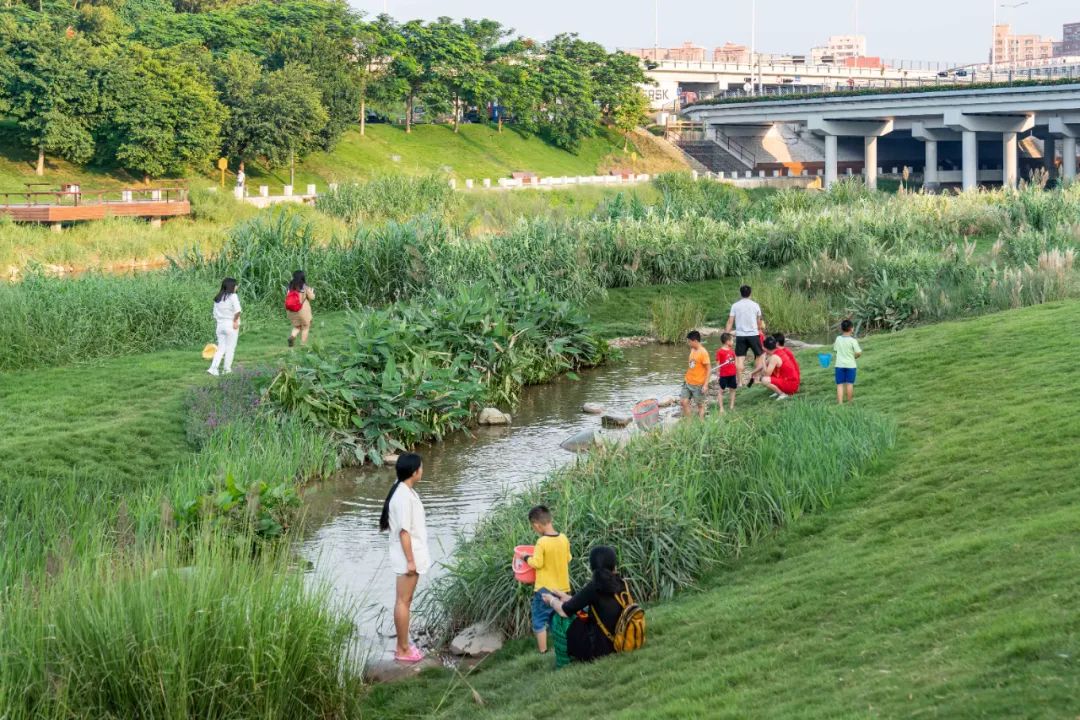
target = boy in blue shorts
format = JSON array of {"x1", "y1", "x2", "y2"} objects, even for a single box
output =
[
  {"x1": 833, "y1": 319, "x2": 863, "y2": 404},
  {"x1": 522, "y1": 505, "x2": 571, "y2": 653}
]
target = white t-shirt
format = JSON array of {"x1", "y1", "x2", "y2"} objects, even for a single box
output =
[
  {"x1": 212, "y1": 294, "x2": 242, "y2": 324},
  {"x1": 388, "y1": 482, "x2": 431, "y2": 575},
  {"x1": 729, "y1": 298, "x2": 763, "y2": 337}
]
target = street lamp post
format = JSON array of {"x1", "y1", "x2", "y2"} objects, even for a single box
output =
[{"x1": 751, "y1": 0, "x2": 758, "y2": 95}]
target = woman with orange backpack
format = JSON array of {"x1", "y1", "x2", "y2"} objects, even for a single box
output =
[
  {"x1": 284, "y1": 270, "x2": 315, "y2": 347},
  {"x1": 543, "y1": 546, "x2": 645, "y2": 668}
]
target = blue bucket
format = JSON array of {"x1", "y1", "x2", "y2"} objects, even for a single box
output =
[{"x1": 817, "y1": 353, "x2": 832, "y2": 369}]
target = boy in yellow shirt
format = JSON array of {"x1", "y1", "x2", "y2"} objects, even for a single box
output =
[{"x1": 523, "y1": 505, "x2": 572, "y2": 654}]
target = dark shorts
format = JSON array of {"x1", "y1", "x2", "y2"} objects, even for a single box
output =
[
  {"x1": 835, "y1": 367, "x2": 857, "y2": 385},
  {"x1": 717, "y1": 375, "x2": 738, "y2": 391},
  {"x1": 735, "y1": 335, "x2": 763, "y2": 358},
  {"x1": 532, "y1": 589, "x2": 555, "y2": 633}
]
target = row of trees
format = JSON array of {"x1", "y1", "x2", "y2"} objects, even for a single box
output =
[{"x1": 0, "y1": 0, "x2": 651, "y2": 179}]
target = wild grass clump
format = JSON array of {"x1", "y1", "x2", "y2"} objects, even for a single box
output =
[
  {"x1": 650, "y1": 297, "x2": 706, "y2": 343},
  {"x1": 269, "y1": 282, "x2": 610, "y2": 463},
  {"x1": 316, "y1": 174, "x2": 457, "y2": 224},
  {"x1": 653, "y1": 172, "x2": 752, "y2": 223},
  {"x1": 423, "y1": 403, "x2": 895, "y2": 638},
  {"x1": 0, "y1": 535, "x2": 360, "y2": 720},
  {"x1": 745, "y1": 281, "x2": 831, "y2": 337},
  {"x1": 0, "y1": 271, "x2": 207, "y2": 370}
]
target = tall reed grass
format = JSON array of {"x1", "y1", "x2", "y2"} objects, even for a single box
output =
[
  {"x1": 650, "y1": 297, "x2": 706, "y2": 343},
  {"x1": 422, "y1": 404, "x2": 895, "y2": 638},
  {"x1": 315, "y1": 174, "x2": 457, "y2": 224},
  {"x1": 0, "y1": 534, "x2": 360, "y2": 720}
]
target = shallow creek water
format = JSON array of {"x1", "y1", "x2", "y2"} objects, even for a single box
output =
[{"x1": 297, "y1": 343, "x2": 687, "y2": 663}]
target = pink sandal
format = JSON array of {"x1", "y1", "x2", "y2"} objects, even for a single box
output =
[{"x1": 394, "y1": 645, "x2": 425, "y2": 664}]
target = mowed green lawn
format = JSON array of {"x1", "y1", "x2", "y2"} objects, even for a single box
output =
[
  {"x1": 364, "y1": 299, "x2": 1080, "y2": 718},
  {"x1": 0, "y1": 312, "x2": 350, "y2": 486}
]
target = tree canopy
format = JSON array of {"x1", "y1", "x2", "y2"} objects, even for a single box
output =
[{"x1": 0, "y1": 0, "x2": 653, "y2": 177}]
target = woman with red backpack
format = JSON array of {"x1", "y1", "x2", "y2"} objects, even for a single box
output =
[{"x1": 285, "y1": 270, "x2": 315, "y2": 347}]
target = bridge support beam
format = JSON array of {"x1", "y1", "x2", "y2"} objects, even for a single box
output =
[
  {"x1": 864, "y1": 137, "x2": 879, "y2": 190},
  {"x1": 1064, "y1": 137, "x2": 1078, "y2": 182},
  {"x1": 962, "y1": 132, "x2": 979, "y2": 191},
  {"x1": 945, "y1": 111, "x2": 1034, "y2": 191},
  {"x1": 912, "y1": 123, "x2": 960, "y2": 191},
  {"x1": 807, "y1": 116, "x2": 893, "y2": 190},
  {"x1": 1003, "y1": 132, "x2": 1018, "y2": 189},
  {"x1": 824, "y1": 135, "x2": 838, "y2": 188},
  {"x1": 1048, "y1": 117, "x2": 1080, "y2": 182}
]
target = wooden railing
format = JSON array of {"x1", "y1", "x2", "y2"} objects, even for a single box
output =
[{"x1": 0, "y1": 187, "x2": 189, "y2": 208}]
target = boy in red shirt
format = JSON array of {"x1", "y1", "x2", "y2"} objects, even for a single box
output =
[{"x1": 715, "y1": 332, "x2": 738, "y2": 412}]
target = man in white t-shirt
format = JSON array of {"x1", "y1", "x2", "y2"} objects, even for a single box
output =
[
  {"x1": 380, "y1": 453, "x2": 430, "y2": 663},
  {"x1": 724, "y1": 284, "x2": 766, "y2": 387}
]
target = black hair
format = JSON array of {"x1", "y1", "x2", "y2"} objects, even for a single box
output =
[
  {"x1": 528, "y1": 505, "x2": 552, "y2": 525},
  {"x1": 589, "y1": 546, "x2": 622, "y2": 593},
  {"x1": 740, "y1": 284, "x2": 752, "y2": 298},
  {"x1": 764, "y1": 336, "x2": 778, "y2": 351},
  {"x1": 686, "y1": 330, "x2": 702, "y2": 342},
  {"x1": 841, "y1": 319, "x2": 854, "y2": 332},
  {"x1": 772, "y1": 332, "x2": 786, "y2": 346},
  {"x1": 214, "y1": 278, "x2": 237, "y2": 303},
  {"x1": 378, "y1": 453, "x2": 423, "y2": 532},
  {"x1": 720, "y1": 332, "x2": 733, "y2": 344},
  {"x1": 289, "y1": 270, "x2": 306, "y2": 292}
]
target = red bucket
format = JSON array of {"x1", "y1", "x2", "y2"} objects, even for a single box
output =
[{"x1": 512, "y1": 545, "x2": 535, "y2": 584}]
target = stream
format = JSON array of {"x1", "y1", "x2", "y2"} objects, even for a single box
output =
[{"x1": 297, "y1": 343, "x2": 687, "y2": 664}]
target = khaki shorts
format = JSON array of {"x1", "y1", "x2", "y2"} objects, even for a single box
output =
[{"x1": 680, "y1": 382, "x2": 706, "y2": 404}]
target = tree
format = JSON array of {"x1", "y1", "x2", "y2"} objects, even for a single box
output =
[
  {"x1": 592, "y1": 50, "x2": 648, "y2": 123},
  {"x1": 1, "y1": 24, "x2": 98, "y2": 175},
  {"x1": 97, "y1": 45, "x2": 223, "y2": 180},
  {"x1": 612, "y1": 87, "x2": 650, "y2": 150},
  {"x1": 491, "y1": 47, "x2": 539, "y2": 133},
  {"x1": 249, "y1": 63, "x2": 328, "y2": 184},
  {"x1": 351, "y1": 15, "x2": 399, "y2": 137},
  {"x1": 535, "y1": 34, "x2": 599, "y2": 152},
  {"x1": 212, "y1": 50, "x2": 261, "y2": 161}
]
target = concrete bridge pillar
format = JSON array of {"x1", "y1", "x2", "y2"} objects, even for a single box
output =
[
  {"x1": 864, "y1": 137, "x2": 878, "y2": 190},
  {"x1": 1063, "y1": 137, "x2": 1078, "y2": 182},
  {"x1": 824, "y1": 135, "x2": 838, "y2": 188},
  {"x1": 1003, "y1": 132, "x2": 1018, "y2": 189},
  {"x1": 924, "y1": 140, "x2": 939, "y2": 189},
  {"x1": 961, "y1": 131, "x2": 979, "y2": 191}
]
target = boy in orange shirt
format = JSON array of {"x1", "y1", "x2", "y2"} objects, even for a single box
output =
[{"x1": 680, "y1": 330, "x2": 710, "y2": 420}]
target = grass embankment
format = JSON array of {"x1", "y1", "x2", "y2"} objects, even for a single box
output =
[{"x1": 365, "y1": 299, "x2": 1080, "y2": 718}]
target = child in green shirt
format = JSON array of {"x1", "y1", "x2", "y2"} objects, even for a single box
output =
[{"x1": 833, "y1": 319, "x2": 863, "y2": 405}]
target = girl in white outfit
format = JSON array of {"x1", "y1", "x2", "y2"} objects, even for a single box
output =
[{"x1": 208, "y1": 278, "x2": 241, "y2": 376}]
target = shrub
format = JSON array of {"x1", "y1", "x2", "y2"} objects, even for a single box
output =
[
  {"x1": 422, "y1": 404, "x2": 895, "y2": 638},
  {"x1": 269, "y1": 282, "x2": 611, "y2": 464}
]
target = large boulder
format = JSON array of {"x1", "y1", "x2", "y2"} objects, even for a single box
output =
[
  {"x1": 478, "y1": 408, "x2": 512, "y2": 426},
  {"x1": 582, "y1": 402, "x2": 605, "y2": 415},
  {"x1": 601, "y1": 413, "x2": 633, "y2": 428},
  {"x1": 450, "y1": 623, "x2": 504, "y2": 657}
]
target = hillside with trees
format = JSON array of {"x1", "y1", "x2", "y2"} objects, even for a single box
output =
[{"x1": 0, "y1": 0, "x2": 653, "y2": 182}]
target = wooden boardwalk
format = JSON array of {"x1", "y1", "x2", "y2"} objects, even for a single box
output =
[{"x1": 0, "y1": 187, "x2": 190, "y2": 227}]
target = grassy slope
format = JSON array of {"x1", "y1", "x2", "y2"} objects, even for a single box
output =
[
  {"x1": 365, "y1": 299, "x2": 1080, "y2": 718},
  {"x1": 0, "y1": 312, "x2": 348, "y2": 486},
  {"x1": 0, "y1": 123, "x2": 681, "y2": 193}
]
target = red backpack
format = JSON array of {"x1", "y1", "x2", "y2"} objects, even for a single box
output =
[{"x1": 284, "y1": 288, "x2": 304, "y2": 312}]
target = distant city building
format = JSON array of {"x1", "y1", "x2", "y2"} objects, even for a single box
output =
[
  {"x1": 713, "y1": 42, "x2": 750, "y2": 64},
  {"x1": 1054, "y1": 22, "x2": 1080, "y2": 57},
  {"x1": 624, "y1": 41, "x2": 707, "y2": 63},
  {"x1": 993, "y1": 24, "x2": 1054, "y2": 64},
  {"x1": 810, "y1": 34, "x2": 867, "y2": 65}
]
